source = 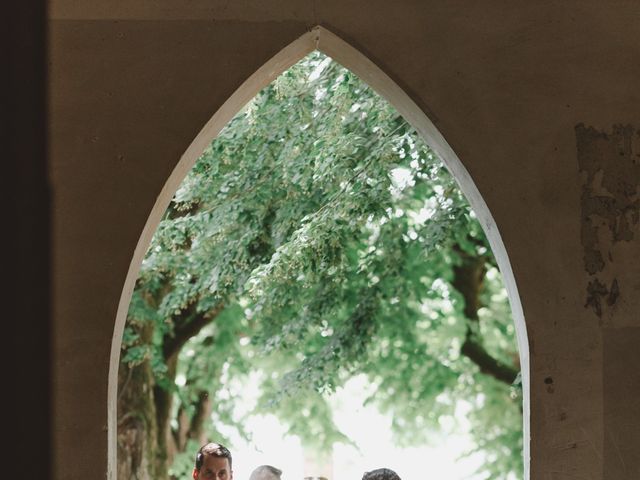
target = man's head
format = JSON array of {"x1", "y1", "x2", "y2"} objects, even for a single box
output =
[
  {"x1": 362, "y1": 468, "x2": 401, "y2": 480},
  {"x1": 248, "y1": 464, "x2": 282, "y2": 480},
  {"x1": 193, "y1": 442, "x2": 233, "y2": 480}
]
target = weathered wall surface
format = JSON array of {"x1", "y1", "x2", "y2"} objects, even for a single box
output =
[{"x1": 49, "y1": 2, "x2": 640, "y2": 479}]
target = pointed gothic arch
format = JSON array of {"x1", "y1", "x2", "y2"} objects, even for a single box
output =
[{"x1": 108, "y1": 26, "x2": 530, "y2": 480}]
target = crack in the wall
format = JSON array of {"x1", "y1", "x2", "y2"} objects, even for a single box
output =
[{"x1": 576, "y1": 124, "x2": 640, "y2": 317}]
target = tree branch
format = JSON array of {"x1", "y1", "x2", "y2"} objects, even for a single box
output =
[
  {"x1": 461, "y1": 335, "x2": 519, "y2": 385},
  {"x1": 162, "y1": 303, "x2": 224, "y2": 361},
  {"x1": 451, "y1": 243, "x2": 519, "y2": 385}
]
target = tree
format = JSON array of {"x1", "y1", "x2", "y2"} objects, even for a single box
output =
[{"x1": 118, "y1": 52, "x2": 522, "y2": 480}]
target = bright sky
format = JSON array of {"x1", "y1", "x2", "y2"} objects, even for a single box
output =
[{"x1": 219, "y1": 375, "x2": 486, "y2": 480}]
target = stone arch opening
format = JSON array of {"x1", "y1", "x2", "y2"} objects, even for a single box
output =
[{"x1": 108, "y1": 25, "x2": 530, "y2": 480}]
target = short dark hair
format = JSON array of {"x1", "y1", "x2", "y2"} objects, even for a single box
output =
[
  {"x1": 195, "y1": 442, "x2": 233, "y2": 471},
  {"x1": 362, "y1": 468, "x2": 401, "y2": 480}
]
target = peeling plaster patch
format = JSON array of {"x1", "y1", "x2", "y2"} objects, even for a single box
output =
[
  {"x1": 576, "y1": 124, "x2": 640, "y2": 318},
  {"x1": 585, "y1": 278, "x2": 612, "y2": 317}
]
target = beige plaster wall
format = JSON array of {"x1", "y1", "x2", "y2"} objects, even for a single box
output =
[{"x1": 50, "y1": 2, "x2": 640, "y2": 479}]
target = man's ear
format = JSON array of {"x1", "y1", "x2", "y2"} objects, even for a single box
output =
[
  {"x1": 230, "y1": 470, "x2": 234, "y2": 480},
  {"x1": 192, "y1": 468, "x2": 199, "y2": 480}
]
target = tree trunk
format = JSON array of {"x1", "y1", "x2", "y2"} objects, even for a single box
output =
[
  {"x1": 118, "y1": 305, "x2": 223, "y2": 479},
  {"x1": 172, "y1": 389, "x2": 211, "y2": 455},
  {"x1": 117, "y1": 325, "x2": 160, "y2": 480},
  {"x1": 154, "y1": 355, "x2": 178, "y2": 479}
]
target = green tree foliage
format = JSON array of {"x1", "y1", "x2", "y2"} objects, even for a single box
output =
[{"x1": 119, "y1": 52, "x2": 522, "y2": 480}]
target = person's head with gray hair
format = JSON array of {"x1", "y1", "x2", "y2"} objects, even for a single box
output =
[
  {"x1": 362, "y1": 467, "x2": 401, "y2": 480},
  {"x1": 249, "y1": 465, "x2": 282, "y2": 480}
]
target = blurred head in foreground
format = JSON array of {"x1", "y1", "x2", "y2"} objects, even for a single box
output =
[
  {"x1": 249, "y1": 465, "x2": 282, "y2": 480},
  {"x1": 362, "y1": 468, "x2": 401, "y2": 480}
]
